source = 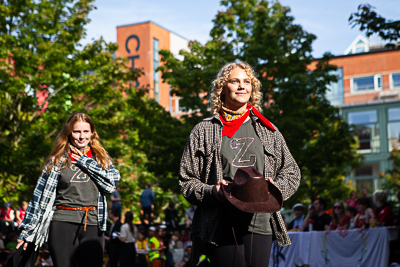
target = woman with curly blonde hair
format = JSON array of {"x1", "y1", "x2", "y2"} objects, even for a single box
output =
[
  {"x1": 17, "y1": 112, "x2": 120, "y2": 267},
  {"x1": 179, "y1": 62, "x2": 300, "y2": 266},
  {"x1": 210, "y1": 62, "x2": 263, "y2": 114}
]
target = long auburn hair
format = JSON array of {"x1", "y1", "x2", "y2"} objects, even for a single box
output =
[
  {"x1": 43, "y1": 112, "x2": 112, "y2": 172},
  {"x1": 125, "y1": 211, "x2": 135, "y2": 235},
  {"x1": 209, "y1": 62, "x2": 263, "y2": 115}
]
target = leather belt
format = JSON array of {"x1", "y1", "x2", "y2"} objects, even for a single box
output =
[{"x1": 57, "y1": 206, "x2": 97, "y2": 231}]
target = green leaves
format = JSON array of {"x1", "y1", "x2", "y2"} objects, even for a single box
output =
[
  {"x1": 0, "y1": 0, "x2": 186, "y2": 218},
  {"x1": 349, "y1": 4, "x2": 400, "y2": 49},
  {"x1": 380, "y1": 148, "x2": 400, "y2": 199}
]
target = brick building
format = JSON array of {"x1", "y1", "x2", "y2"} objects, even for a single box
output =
[
  {"x1": 319, "y1": 36, "x2": 400, "y2": 193},
  {"x1": 116, "y1": 21, "x2": 189, "y2": 116}
]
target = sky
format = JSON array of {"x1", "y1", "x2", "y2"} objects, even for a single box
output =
[{"x1": 84, "y1": 0, "x2": 400, "y2": 58}]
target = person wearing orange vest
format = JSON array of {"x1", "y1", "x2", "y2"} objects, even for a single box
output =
[
  {"x1": 148, "y1": 226, "x2": 166, "y2": 267},
  {"x1": 135, "y1": 230, "x2": 149, "y2": 267}
]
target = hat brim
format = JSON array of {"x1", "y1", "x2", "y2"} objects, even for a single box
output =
[{"x1": 222, "y1": 181, "x2": 283, "y2": 213}]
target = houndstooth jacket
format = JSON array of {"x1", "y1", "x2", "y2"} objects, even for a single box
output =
[{"x1": 179, "y1": 111, "x2": 301, "y2": 260}]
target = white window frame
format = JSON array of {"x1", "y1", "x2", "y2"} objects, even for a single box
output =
[
  {"x1": 389, "y1": 72, "x2": 400, "y2": 89},
  {"x1": 351, "y1": 74, "x2": 382, "y2": 93}
]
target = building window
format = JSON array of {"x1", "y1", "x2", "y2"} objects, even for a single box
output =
[
  {"x1": 153, "y1": 38, "x2": 160, "y2": 102},
  {"x1": 348, "y1": 110, "x2": 380, "y2": 153},
  {"x1": 351, "y1": 75, "x2": 382, "y2": 92},
  {"x1": 388, "y1": 107, "x2": 400, "y2": 151},
  {"x1": 344, "y1": 36, "x2": 370, "y2": 55},
  {"x1": 326, "y1": 68, "x2": 344, "y2": 105},
  {"x1": 355, "y1": 179, "x2": 374, "y2": 197},
  {"x1": 352, "y1": 162, "x2": 379, "y2": 193},
  {"x1": 390, "y1": 72, "x2": 400, "y2": 89}
]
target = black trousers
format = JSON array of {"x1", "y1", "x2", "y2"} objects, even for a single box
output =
[
  {"x1": 120, "y1": 242, "x2": 137, "y2": 267},
  {"x1": 12, "y1": 242, "x2": 39, "y2": 267},
  {"x1": 48, "y1": 221, "x2": 104, "y2": 267},
  {"x1": 206, "y1": 233, "x2": 272, "y2": 267},
  {"x1": 141, "y1": 206, "x2": 153, "y2": 225}
]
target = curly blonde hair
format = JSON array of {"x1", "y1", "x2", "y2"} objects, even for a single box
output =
[{"x1": 210, "y1": 62, "x2": 263, "y2": 114}]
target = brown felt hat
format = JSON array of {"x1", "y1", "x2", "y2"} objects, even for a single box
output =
[{"x1": 222, "y1": 167, "x2": 283, "y2": 213}]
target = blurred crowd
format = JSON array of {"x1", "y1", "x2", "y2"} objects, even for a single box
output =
[
  {"x1": 104, "y1": 206, "x2": 199, "y2": 267},
  {"x1": 1, "y1": 186, "x2": 399, "y2": 267},
  {"x1": 285, "y1": 188, "x2": 400, "y2": 265},
  {"x1": 0, "y1": 185, "x2": 200, "y2": 267},
  {"x1": 285, "y1": 188, "x2": 400, "y2": 232}
]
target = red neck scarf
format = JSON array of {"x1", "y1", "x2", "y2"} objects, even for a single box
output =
[
  {"x1": 69, "y1": 145, "x2": 92, "y2": 162},
  {"x1": 219, "y1": 104, "x2": 276, "y2": 137}
]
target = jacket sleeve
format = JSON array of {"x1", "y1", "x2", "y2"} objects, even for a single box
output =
[
  {"x1": 273, "y1": 130, "x2": 301, "y2": 201},
  {"x1": 178, "y1": 126, "x2": 215, "y2": 206},
  {"x1": 18, "y1": 165, "x2": 52, "y2": 241},
  {"x1": 76, "y1": 156, "x2": 120, "y2": 194}
]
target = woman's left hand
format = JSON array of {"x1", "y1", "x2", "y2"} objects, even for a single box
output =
[
  {"x1": 267, "y1": 177, "x2": 274, "y2": 184},
  {"x1": 212, "y1": 180, "x2": 228, "y2": 202},
  {"x1": 71, "y1": 149, "x2": 84, "y2": 162}
]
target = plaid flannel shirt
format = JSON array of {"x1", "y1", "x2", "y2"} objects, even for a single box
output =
[
  {"x1": 18, "y1": 155, "x2": 120, "y2": 246},
  {"x1": 179, "y1": 112, "x2": 301, "y2": 261}
]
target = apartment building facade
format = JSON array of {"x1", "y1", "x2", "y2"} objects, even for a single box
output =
[
  {"x1": 116, "y1": 21, "x2": 188, "y2": 116},
  {"x1": 323, "y1": 36, "x2": 400, "y2": 193}
]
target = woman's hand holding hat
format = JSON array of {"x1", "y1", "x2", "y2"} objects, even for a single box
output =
[{"x1": 212, "y1": 180, "x2": 228, "y2": 202}]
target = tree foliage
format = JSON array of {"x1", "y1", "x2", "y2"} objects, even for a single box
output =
[
  {"x1": 159, "y1": 0, "x2": 363, "y2": 208},
  {"x1": 0, "y1": 0, "x2": 186, "y2": 221},
  {"x1": 349, "y1": 4, "x2": 400, "y2": 49},
  {"x1": 380, "y1": 149, "x2": 400, "y2": 197}
]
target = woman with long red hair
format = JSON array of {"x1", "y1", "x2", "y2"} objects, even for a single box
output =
[{"x1": 16, "y1": 112, "x2": 120, "y2": 267}]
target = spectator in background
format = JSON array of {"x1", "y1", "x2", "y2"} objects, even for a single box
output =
[
  {"x1": 0, "y1": 203, "x2": 17, "y2": 234},
  {"x1": 0, "y1": 233, "x2": 4, "y2": 249},
  {"x1": 118, "y1": 211, "x2": 138, "y2": 267},
  {"x1": 107, "y1": 208, "x2": 123, "y2": 267},
  {"x1": 181, "y1": 229, "x2": 190, "y2": 247},
  {"x1": 185, "y1": 205, "x2": 196, "y2": 229},
  {"x1": 164, "y1": 203, "x2": 179, "y2": 231},
  {"x1": 354, "y1": 197, "x2": 374, "y2": 228},
  {"x1": 362, "y1": 187, "x2": 374, "y2": 209},
  {"x1": 346, "y1": 206, "x2": 357, "y2": 221},
  {"x1": 6, "y1": 231, "x2": 18, "y2": 252},
  {"x1": 175, "y1": 241, "x2": 192, "y2": 267},
  {"x1": 330, "y1": 201, "x2": 350, "y2": 230},
  {"x1": 302, "y1": 198, "x2": 331, "y2": 231},
  {"x1": 397, "y1": 192, "x2": 400, "y2": 227},
  {"x1": 15, "y1": 201, "x2": 28, "y2": 226},
  {"x1": 140, "y1": 184, "x2": 155, "y2": 225},
  {"x1": 0, "y1": 203, "x2": 14, "y2": 222},
  {"x1": 148, "y1": 226, "x2": 166, "y2": 267},
  {"x1": 161, "y1": 224, "x2": 175, "y2": 267},
  {"x1": 346, "y1": 191, "x2": 357, "y2": 207},
  {"x1": 373, "y1": 191, "x2": 395, "y2": 226},
  {"x1": 171, "y1": 231, "x2": 183, "y2": 249},
  {"x1": 111, "y1": 185, "x2": 122, "y2": 218},
  {"x1": 287, "y1": 203, "x2": 305, "y2": 231},
  {"x1": 136, "y1": 230, "x2": 149, "y2": 267}
]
